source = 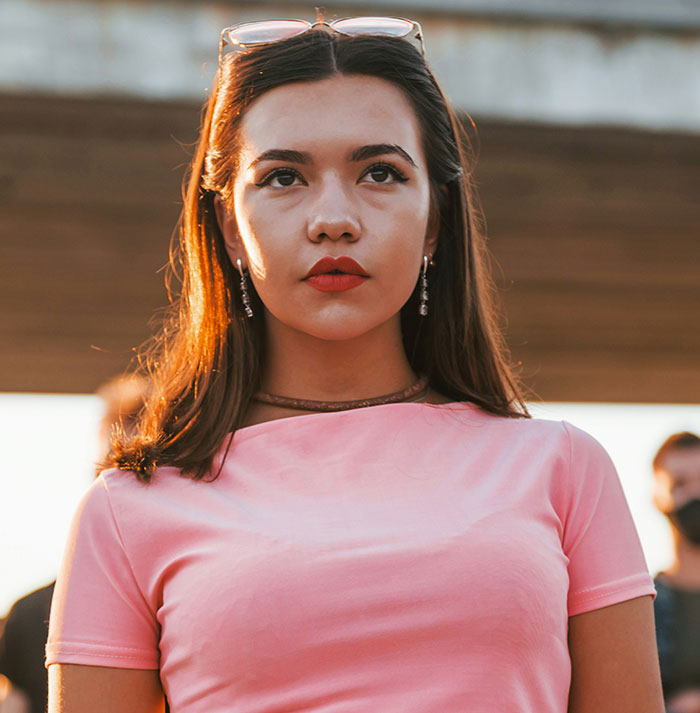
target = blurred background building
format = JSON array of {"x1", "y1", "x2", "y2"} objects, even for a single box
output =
[{"x1": 1, "y1": 0, "x2": 699, "y2": 401}]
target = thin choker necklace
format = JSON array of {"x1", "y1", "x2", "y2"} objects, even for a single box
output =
[{"x1": 253, "y1": 375, "x2": 430, "y2": 413}]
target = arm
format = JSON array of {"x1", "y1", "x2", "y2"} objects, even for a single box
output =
[
  {"x1": 567, "y1": 595, "x2": 664, "y2": 713},
  {"x1": 48, "y1": 664, "x2": 165, "y2": 713}
]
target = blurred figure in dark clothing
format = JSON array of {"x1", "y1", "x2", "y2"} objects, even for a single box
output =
[
  {"x1": 0, "y1": 375, "x2": 151, "y2": 713},
  {"x1": 0, "y1": 585, "x2": 53, "y2": 713},
  {"x1": 653, "y1": 432, "x2": 700, "y2": 713}
]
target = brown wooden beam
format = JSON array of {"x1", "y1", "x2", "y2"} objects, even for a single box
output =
[{"x1": 1, "y1": 93, "x2": 698, "y2": 401}]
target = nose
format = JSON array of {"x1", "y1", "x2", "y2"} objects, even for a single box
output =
[{"x1": 307, "y1": 175, "x2": 361, "y2": 244}]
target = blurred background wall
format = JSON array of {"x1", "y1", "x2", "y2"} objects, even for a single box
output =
[{"x1": 1, "y1": 0, "x2": 699, "y2": 402}]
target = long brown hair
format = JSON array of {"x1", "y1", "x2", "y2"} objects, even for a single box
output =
[{"x1": 111, "y1": 30, "x2": 529, "y2": 483}]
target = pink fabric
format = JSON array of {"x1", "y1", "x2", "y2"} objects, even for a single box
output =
[{"x1": 46, "y1": 402, "x2": 654, "y2": 712}]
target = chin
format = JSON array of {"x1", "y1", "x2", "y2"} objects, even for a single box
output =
[
  {"x1": 297, "y1": 318, "x2": 382, "y2": 342},
  {"x1": 303, "y1": 325, "x2": 375, "y2": 342},
  {"x1": 282, "y1": 306, "x2": 399, "y2": 342}
]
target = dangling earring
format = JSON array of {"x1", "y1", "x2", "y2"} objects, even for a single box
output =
[
  {"x1": 419, "y1": 255, "x2": 430, "y2": 317},
  {"x1": 236, "y1": 259, "x2": 254, "y2": 318}
]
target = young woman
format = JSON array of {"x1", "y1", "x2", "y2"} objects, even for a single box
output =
[{"x1": 46, "y1": 17, "x2": 664, "y2": 713}]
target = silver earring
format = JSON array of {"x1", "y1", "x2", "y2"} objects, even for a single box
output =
[
  {"x1": 419, "y1": 255, "x2": 429, "y2": 316},
  {"x1": 236, "y1": 259, "x2": 254, "y2": 318}
]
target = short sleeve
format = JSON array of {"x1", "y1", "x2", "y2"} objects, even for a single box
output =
[
  {"x1": 561, "y1": 422, "x2": 656, "y2": 617},
  {"x1": 45, "y1": 476, "x2": 160, "y2": 669}
]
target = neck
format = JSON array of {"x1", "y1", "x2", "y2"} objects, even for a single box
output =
[
  {"x1": 663, "y1": 529, "x2": 700, "y2": 588},
  {"x1": 262, "y1": 313, "x2": 416, "y2": 401}
]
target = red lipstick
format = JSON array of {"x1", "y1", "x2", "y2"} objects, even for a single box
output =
[{"x1": 303, "y1": 257, "x2": 369, "y2": 292}]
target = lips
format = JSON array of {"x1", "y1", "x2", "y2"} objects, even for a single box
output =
[
  {"x1": 303, "y1": 256, "x2": 369, "y2": 293},
  {"x1": 303, "y1": 256, "x2": 369, "y2": 279}
]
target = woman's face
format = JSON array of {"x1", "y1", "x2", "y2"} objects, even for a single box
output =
[{"x1": 216, "y1": 73, "x2": 436, "y2": 341}]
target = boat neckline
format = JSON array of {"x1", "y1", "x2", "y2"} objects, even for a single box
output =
[{"x1": 230, "y1": 400, "x2": 479, "y2": 444}]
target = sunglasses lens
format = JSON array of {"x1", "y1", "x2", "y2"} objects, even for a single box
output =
[
  {"x1": 332, "y1": 17, "x2": 414, "y2": 38},
  {"x1": 226, "y1": 19, "x2": 310, "y2": 46}
]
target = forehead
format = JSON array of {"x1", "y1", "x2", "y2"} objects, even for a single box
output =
[
  {"x1": 657, "y1": 447, "x2": 700, "y2": 480},
  {"x1": 238, "y1": 74, "x2": 424, "y2": 160}
]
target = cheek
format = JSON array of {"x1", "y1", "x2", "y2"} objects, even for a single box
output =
[
  {"x1": 369, "y1": 214, "x2": 427, "y2": 307},
  {"x1": 232, "y1": 189, "x2": 281, "y2": 280},
  {"x1": 383, "y1": 195, "x2": 431, "y2": 263},
  {"x1": 652, "y1": 479, "x2": 673, "y2": 511},
  {"x1": 237, "y1": 224, "x2": 297, "y2": 308}
]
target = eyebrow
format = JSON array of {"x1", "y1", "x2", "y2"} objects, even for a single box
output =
[
  {"x1": 349, "y1": 144, "x2": 417, "y2": 167},
  {"x1": 248, "y1": 149, "x2": 311, "y2": 169},
  {"x1": 248, "y1": 144, "x2": 417, "y2": 169}
]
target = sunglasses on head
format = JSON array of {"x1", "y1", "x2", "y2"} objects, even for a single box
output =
[{"x1": 218, "y1": 16, "x2": 425, "y2": 64}]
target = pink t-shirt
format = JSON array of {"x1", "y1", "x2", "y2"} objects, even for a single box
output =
[{"x1": 46, "y1": 402, "x2": 654, "y2": 712}]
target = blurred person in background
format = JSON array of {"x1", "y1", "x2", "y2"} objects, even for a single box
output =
[
  {"x1": 0, "y1": 375, "x2": 149, "y2": 713},
  {"x1": 1, "y1": 595, "x2": 48, "y2": 713},
  {"x1": 1, "y1": 617, "x2": 30, "y2": 712},
  {"x1": 653, "y1": 432, "x2": 700, "y2": 713}
]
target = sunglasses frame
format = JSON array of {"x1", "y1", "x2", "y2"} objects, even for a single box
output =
[{"x1": 218, "y1": 16, "x2": 425, "y2": 65}]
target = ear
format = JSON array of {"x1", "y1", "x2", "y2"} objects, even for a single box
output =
[
  {"x1": 213, "y1": 194, "x2": 247, "y2": 268},
  {"x1": 423, "y1": 184, "x2": 446, "y2": 259}
]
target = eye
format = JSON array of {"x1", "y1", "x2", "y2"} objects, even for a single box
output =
[
  {"x1": 255, "y1": 168, "x2": 306, "y2": 188},
  {"x1": 360, "y1": 162, "x2": 409, "y2": 185}
]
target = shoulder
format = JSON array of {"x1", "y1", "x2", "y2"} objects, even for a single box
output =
[
  {"x1": 414, "y1": 403, "x2": 615, "y2": 478},
  {"x1": 92, "y1": 465, "x2": 215, "y2": 546},
  {"x1": 98, "y1": 464, "x2": 191, "y2": 499},
  {"x1": 420, "y1": 404, "x2": 602, "y2": 486},
  {"x1": 72, "y1": 466, "x2": 193, "y2": 542},
  {"x1": 453, "y1": 407, "x2": 617, "y2": 497},
  {"x1": 446, "y1": 402, "x2": 582, "y2": 453},
  {"x1": 484, "y1": 410, "x2": 609, "y2": 464}
]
